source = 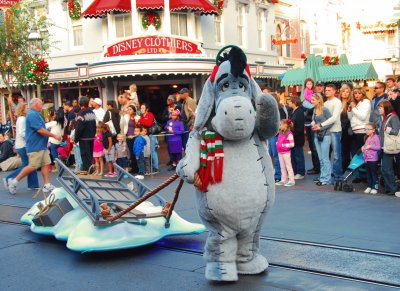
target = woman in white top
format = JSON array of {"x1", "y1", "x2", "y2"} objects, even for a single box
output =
[
  {"x1": 45, "y1": 108, "x2": 64, "y2": 172},
  {"x1": 4, "y1": 103, "x2": 39, "y2": 190},
  {"x1": 347, "y1": 87, "x2": 371, "y2": 155}
]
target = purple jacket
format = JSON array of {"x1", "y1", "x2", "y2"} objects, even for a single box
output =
[
  {"x1": 164, "y1": 119, "x2": 184, "y2": 154},
  {"x1": 363, "y1": 134, "x2": 381, "y2": 162}
]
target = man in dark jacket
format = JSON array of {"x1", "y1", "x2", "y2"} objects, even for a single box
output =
[
  {"x1": 289, "y1": 96, "x2": 306, "y2": 179},
  {"x1": 75, "y1": 96, "x2": 96, "y2": 172}
]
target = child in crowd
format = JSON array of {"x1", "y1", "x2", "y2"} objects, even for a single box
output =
[
  {"x1": 133, "y1": 127, "x2": 146, "y2": 180},
  {"x1": 115, "y1": 133, "x2": 129, "y2": 177},
  {"x1": 303, "y1": 78, "x2": 314, "y2": 109},
  {"x1": 46, "y1": 109, "x2": 64, "y2": 172},
  {"x1": 164, "y1": 109, "x2": 184, "y2": 171},
  {"x1": 102, "y1": 123, "x2": 116, "y2": 177},
  {"x1": 276, "y1": 119, "x2": 295, "y2": 187},
  {"x1": 361, "y1": 122, "x2": 381, "y2": 194},
  {"x1": 141, "y1": 127, "x2": 151, "y2": 175},
  {"x1": 93, "y1": 124, "x2": 104, "y2": 176},
  {"x1": 70, "y1": 122, "x2": 82, "y2": 173}
]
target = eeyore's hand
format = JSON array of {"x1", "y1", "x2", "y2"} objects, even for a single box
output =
[
  {"x1": 255, "y1": 93, "x2": 280, "y2": 140},
  {"x1": 176, "y1": 131, "x2": 201, "y2": 184}
]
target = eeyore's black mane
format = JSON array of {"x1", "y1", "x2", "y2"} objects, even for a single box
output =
[{"x1": 217, "y1": 46, "x2": 247, "y2": 78}]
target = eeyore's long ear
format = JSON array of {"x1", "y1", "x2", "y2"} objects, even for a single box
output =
[{"x1": 193, "y1": 78, "x2": 215, "y2": 132}]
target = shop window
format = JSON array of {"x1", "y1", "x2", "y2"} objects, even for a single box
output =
[
  {"x1": 171, "y1": 13, "x2": 188, "y2": 37},
  {"x1": 115, "y1": 13, "x2": 132, "y2": 38},
  {"x1": 214, "y1": 14, "x2": 223, "y2": 44},
  {"x1": 195, "y1": 15, "x2": 202, "y2": 40},
  {"x1": 237, "y1": 4, "x2": 246, "y2": 46},
  {"x1": 257, "y1": 10, "x2": 264, "y2": 49}
]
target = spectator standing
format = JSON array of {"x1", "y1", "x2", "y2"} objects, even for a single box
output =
[
  {"x1": 92, "y1": 98, "x2": 106, "y2": 125},
  {"x1": 93, "y1": 124, "x2": 104, "y2": 176},
  {"x1": 141, "y1": 127, "x2": 151, "y2": 175},
  {"x1": 388, "y1": 88, "x2": 400, "y2": 116},
  {"x1": 164, "y1": 109, "x2": 184, "y2": 171},
  {"x1": 313, "y1": 84, "x2": 343, "y2": 181},
  {"x1": 275, "y1": 119, "x2": 295, "y2": 187},
  {"x1": 339, "y1": 85, "x2": 352, "y2": 171},
  {"x1": 288, "y1": 96, "x2": 305, "y2": 179},
  {"x1": 103, "y1": 100, "x2": 121, "y2": 135},
  {"x1": 361, "y1": 122, "x2": 381, "y2": 194},
  {"x1": 378, "y1": 101, "x2": 400, "y2": 196},
  {"x1": 370, "y1": 82, "x2": 387, "y2": 129},
  {"x1": 386, "y1": 77, "x2": 396, "y2": 93},
  {"x1": 162, "y1": 95, "x2": 182, "y2": 166},
  {"x1": 4, "y1": 103, "x2": 39, "y2": 190},
  {"x1": 75, "y1": 96, "x2": 96, "y2": 173},
  {"x1": 46, "y1": 109, "x2": 64, "y2": 173},
  {"x1": 138, "y1": 103, "x2": 159, "y2": 173},
  {"x1": 125, "y1": 105, "x2": 138, "y2": 174},
  {"x1": 311, "y1": 93, "x2": 333, "y2": 186},
  {"x1": 133, "y1": 127, "x2": 146, "y2": 180},
  {"x1": 63, "y1": 101, "x2": 75, "y2": 136},
  {"x1": 115, "y1": 134, "x2": 129, "y2": 175},
  {"x1": 180, "y1": 88, "x2": 197, "y2": 149},
  {"x1": 8, "y1": 98, "x2": 62, "y2": 195},
  {"x1": 102, "y1": 123, "x2": 116, "y2": 177}
]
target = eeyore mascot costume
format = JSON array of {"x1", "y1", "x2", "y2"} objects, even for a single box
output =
[{"x1": 177, "y1": 46, "x2": 279, "y2": 281}]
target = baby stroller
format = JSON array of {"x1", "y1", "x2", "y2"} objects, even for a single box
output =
[
  {"x1": 334, "y1": 152, "x2": 366, "y2": 192},
  {"x1": 56, "y1": 137, "x2": 73, "y2": 167}
]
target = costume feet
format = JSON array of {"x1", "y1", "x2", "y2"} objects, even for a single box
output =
[
  {"x1": 237, "y1": 254, "x2": 269, "y2": 275},
  {"x1": 205, "y1": 262, "x2": 238, "y2": 281}
]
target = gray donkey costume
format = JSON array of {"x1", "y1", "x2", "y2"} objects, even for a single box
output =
[{"x1": 176, "y1": 46, "x2": 279, "y2": 281}]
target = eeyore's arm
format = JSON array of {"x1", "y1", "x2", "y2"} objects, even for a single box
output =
[
  {"x1": 255, "y1": 93, "x2": 280, "y2": 140},
  {"x1": 176, "y1": 131, "x2": 201, "y2": 184}
]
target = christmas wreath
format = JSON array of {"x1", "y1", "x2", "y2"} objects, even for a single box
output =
[
  {"x1": 142, "y1": 13, "x2": 161, "y2": 30},
  {"x1": 25, "y1": 58, "x2": 50, "y2": 85},
  {"x1": 68, "y1": 0, "x2": 81, "y2": 21},
  {"x1": 214, "y1": 0, "x2": 224, "y2": 13}
]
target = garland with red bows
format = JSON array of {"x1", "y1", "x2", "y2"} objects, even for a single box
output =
[
  {"x1": 68, "y1": 0, "x2": 81, "y2": 21},
  {"x1": 214, "y1": 0, "x2": 224, "y2": 13},
  {"x1": 25, "y1": 58, "x2": 50, "y2": 85},
  {"x1": 142, "y1": 13, "x2": 161, "y2": 30}
]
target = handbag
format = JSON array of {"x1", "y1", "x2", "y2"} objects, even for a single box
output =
[
  {"x1": 383, "y1": 131, "x2": 400, "y2": 154},
  {"x1": 105, "y1": 111, "x2": 117, "y2": 136},
  {"x1": 149, "y1": 119, "x2": 162, "y2": 135},
  {"x1": 316, "y1": 129, "x2": 327, "y2": 142}
]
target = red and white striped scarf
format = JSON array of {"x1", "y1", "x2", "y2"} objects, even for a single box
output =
[{"x1": 198, "y1": 129, "x2": 224, "y2": 192}]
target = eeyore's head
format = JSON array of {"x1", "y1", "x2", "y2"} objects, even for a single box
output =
[{"x1": 194, "y1": 46, "x2": 262, "y2": 140}]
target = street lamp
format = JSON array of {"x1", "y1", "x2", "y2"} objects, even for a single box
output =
[
  {"x1": 389, "y1": 55, "x2": 398, "y2": 79},
  {"x1": 28, "y1": 23, "x2": 43, "y2": 99}
]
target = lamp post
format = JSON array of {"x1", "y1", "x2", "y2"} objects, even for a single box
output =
[
  {"x1": 28, "y1": 23, "x2": 43, "y2": 99},
  {"x1": 389, "y1": 55, "x2": 398, "y2": 79}
]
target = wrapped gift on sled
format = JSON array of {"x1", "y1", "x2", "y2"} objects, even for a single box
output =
[{"x1": 32, "y1": 194, "x2": 73, "y2": 227}]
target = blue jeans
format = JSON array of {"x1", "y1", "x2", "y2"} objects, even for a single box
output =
[
  {"x1": 381, "y1": 153, "x2": 398, "y2": 193},
  {"x1": 6, "y1": 147, "x2": 39, "y2": 188},
  {"x1": 268, "y1": 136, "x2": 281, "y2": 179},
  {"x1": 137, "y1": 153, "x2": 144, "y2": 175},
  {"x1": 50, "y1": 143, "x2": 60, "y2": 161},
  {"x1": 150, "y1": 135, "x2": 159, "y2": 170},
  {"x1": 291, "y1": 146, "x2": 306, "y2": 176},
  {"x1": 74, "y1": 145, "x2": 82, "y2": 171},
  {"x1": 314, "y1": 136, "x2": 332, "y2": 184},
  {"x1": 330, "y1": 132, "x2": 343, "y2": 180}
]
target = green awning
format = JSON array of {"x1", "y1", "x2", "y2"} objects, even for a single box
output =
[
  {"x1": 280, "y1": 68, "x2": 306, "y2": 86},
  {"x1": 319, "y1": 63, "x2": 378, "y2": 82}
]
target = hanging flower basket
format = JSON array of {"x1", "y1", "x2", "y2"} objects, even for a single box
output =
[
  {"x1": 25, "y1": 58, "x2": 50, "y2": 85},
  {"x1": 142, "y1": 13, "x2": 161, "y2": 30},
  {"x1": 68, "y1": 0, "x2": 81, "y2": 21}
]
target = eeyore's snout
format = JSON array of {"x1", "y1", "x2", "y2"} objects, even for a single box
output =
[{"x1": 211, "y1": 96, "x2": 255, "y2": 140}]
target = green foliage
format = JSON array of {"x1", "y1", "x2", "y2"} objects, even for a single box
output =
[{"x1": 0, "y1": 0, "x2": 52, "y2": 93}]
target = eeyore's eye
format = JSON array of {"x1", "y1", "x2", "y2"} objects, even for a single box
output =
[
  {"x1": 239, "y1": 82, "x2": 245, "y2": 91},
  {"x1": 222, "y1": 82, "x2": 229, "y2": 92}
]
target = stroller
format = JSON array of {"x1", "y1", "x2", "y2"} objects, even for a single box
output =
[
  {"x1": 334, "y1": 152, "x2": 366, "y2": 192},
  {"x1": 56, "y1": 136, "x2": 74, "y2": 167}
]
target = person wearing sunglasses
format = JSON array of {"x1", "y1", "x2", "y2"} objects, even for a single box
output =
[{"x1": 369, "y1": 81, "x2": 387, "y2": 129}]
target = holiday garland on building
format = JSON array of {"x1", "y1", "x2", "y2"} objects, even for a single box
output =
[
  {"x1": 25, "y1": 58, "x2": 50, "y2": 85},
  {"x1": 214, "y1": 0, "x2": 224, "y2": 13},
  {"x1": 68, "y1": 0, "x2": 81, "y2": 21},
  {"x1": 142, "y1": 13, "x2": 161, "y2": 30}
]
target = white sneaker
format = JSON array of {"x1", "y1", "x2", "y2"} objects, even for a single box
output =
[
  {"x1": 42, "y1": 183, "x2": 56, "y2": 193},
  {"x1": 364, "y1": 187, "x2": 372, "y2": 194},
  {"x1": 8, "y1": 179, "x2": 17, "y2": 195},
  {"x1": 370, "y1": 189, "x2": 378, "y2": 195},
  {"x1": 135, "y1": 175, "x2": 144, "y2": 180},
  {"x1": 395, "y1": 191, "x2": 400, "y2": 198},
  {"x1": 294, "y1": 174, "x2": 305, "y2": 180},
  {"x1": 3, "y1": 177, "x2": 10, "y2": 189}
]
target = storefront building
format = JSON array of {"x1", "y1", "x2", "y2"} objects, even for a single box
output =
[{"x1": 1, "y1": 0, "x2": 289, "y2": 122}]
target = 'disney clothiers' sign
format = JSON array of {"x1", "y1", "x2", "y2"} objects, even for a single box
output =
[
  {"x1": 105, "y1": 36, "x2": 203, "y2": 57},
  {"x1": 0, "y1": 0, "x2": 20, "y2": 8}
]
